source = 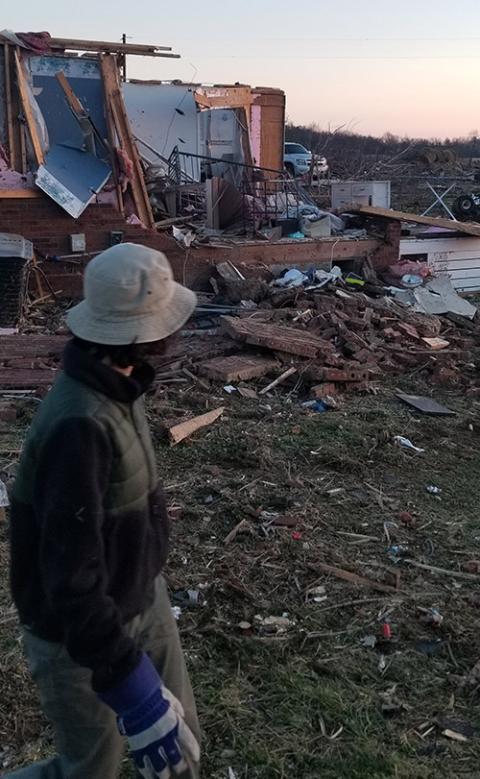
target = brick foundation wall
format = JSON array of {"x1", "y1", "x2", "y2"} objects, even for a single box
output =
[{"x1": 0, "y1": 196, "x2": 398, "y2": 297}]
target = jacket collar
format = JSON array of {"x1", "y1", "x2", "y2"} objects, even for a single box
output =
[{"x1": 63, "y1": 340, "x2": 155, "y2": 403}]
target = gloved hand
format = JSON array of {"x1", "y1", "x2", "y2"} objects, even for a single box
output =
[{"x1": 99, "y1": 653, "x2": 200, "y2": 778}]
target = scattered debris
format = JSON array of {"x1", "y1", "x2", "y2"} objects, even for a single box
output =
[
  {"x1": 259, "y1": 367, "x2": 297, "y2": 396},
  {"x1": 361, "y1": 635, "x2": 378, "y2": 649},
  {"x1": 422, "y1": 337, "x2": 450, "y2": 351},
  {"x1": 313, "y1": 563, "x2": 404, "y2": 594},
  {"x1": 223, "y1": 519, "x2": 253, "y2": 546},
  {"x1": 254, "y1": 614, "x2": 295, "y2": 635},
  {"x1": 0, "y1": 480, "x2": 9, "y2": 521},
  {"x1": 426, "y1": 485, "x2": 442, "y2": 496},
  {"x1": 404, "y1": 559, "x2": 480, "y2": 581},
  {"x1": 418, "y1": 607, "x2": 444, "y2": 628},
  {"x1": 306, "y1": 585, "x2": 328, "y2": 604},
  {"x1": 442, "y1": 729, "x2": 469, "y2": 744},
  {"x1": 393, "y1": 436, "x2": 425, "y2": 454},
  {"x1": 396, "y1": 392, "x2": 456, "y2": 417}
]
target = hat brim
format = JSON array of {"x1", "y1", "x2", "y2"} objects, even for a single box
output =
[{"x1": 66, "y1": 281, "x2": 197, "y2": 345}]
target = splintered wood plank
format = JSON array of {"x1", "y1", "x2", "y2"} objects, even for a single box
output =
[
  {"x1": 167, "y1": 407, "x2": 224, "y2": 446},
  {"x1": 100, "y1": 54, "x2": 154, "y2": 228},
  {"x1": 221, "y1": 316, "x2": 331, "y2": 359},
  {"x1": 354, "y1": 205, "x2": 480, "y2": 239}
]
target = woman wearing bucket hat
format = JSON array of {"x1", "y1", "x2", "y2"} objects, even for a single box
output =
[{"x1": 8, "y1": 244, "x2": 201, "y2": 779}]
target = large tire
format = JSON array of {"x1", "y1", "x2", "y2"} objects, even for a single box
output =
[
  {"x1": 453, "y1": 195, "x2": 477, "y2": 221},
  {"x1": 285, "y1": 162, "x2": 295, "y2": 178}
]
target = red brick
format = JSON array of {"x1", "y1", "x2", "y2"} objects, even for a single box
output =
[
  {"x1": 311, "y1": 383, "x2": 338, "y2": 399},
  {"x1": 199, "y1": 354, "x2": 279, "y2": 383}
]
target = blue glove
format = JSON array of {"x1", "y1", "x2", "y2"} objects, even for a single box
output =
[{"x1": 100, "y1": 653, "x2": 200, "y2": 778}]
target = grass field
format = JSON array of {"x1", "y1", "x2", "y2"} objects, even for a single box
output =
[{"x1": 1, "y1": 376, "x2": 480, "y2": 778}]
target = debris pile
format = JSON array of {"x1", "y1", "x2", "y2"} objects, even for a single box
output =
[
  {"x1": 1, "y1": 265, "x2": 478, "y2": 400},
  {"x1": 196, "y1": 265, "x2": 480, "y2": 398}
]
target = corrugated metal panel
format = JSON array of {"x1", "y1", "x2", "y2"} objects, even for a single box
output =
[{"x1": 400, "y1": 236, "x2": 480, "y2": 292}]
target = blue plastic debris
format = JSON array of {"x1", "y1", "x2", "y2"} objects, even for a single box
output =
[{"x1": 302, "y1": 400, "x2": 329, "y2": 413}]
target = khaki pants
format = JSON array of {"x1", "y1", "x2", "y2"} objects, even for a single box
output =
[{"x1": 6, "y1": 577, "x2": 200, "y2": 779}]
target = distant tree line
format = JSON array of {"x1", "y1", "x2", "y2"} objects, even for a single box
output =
[{"x1": 285, "y1": 123, "x2": 480, "y2": 162}]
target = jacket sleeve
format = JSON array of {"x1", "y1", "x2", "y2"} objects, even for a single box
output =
[{"x1": 33, "y1": 416, "x2": 141, "y2": 691}]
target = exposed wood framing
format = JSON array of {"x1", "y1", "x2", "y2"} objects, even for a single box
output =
[
  {"x1": 3, "y1": 44, "x2": 24, "y2": 171},
  {"x1": 14, "y1": 49, "x2": 45, "y2": 166},
  {"x1": 100, "y1": 70, "x2": 124, "y2": 215},
  {"x1": 194, "y1": 88, "x2": 253, "y2": 111},
  {"x1": 3, "y1": 44, "x2": 14, "y2": 167},
  {"x1": 100, "y1": 54, "x2": 154, "y2": 228}
]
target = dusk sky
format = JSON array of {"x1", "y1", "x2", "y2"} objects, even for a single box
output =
[{"x1": 6, "y1": 0, "x2": 480, "y2": 139}]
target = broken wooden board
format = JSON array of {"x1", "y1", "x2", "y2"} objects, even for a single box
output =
[
  {"x1": 14, "y1": 50, "x2": 45, "y2": 167},
  {"x1": 166, "y1": 407, "x2": 224, "y2": 446},
  {"x1": 352, "y1": 205, "x2": 480, "y2": 238},
  {"x1": 396, "y1": 392, "x2": 456, "y2": 417},
  {"x1": 221, "y1": 316, "x2": 332, "y2": 359},
  {"x1": 199, "y1": 354, "x2": 278, "y2": 383},
  {"x1": 100, "y1": 54, "x2": 154, "y2": 228},
  {"x1": 314, "y1": 562, "x2": 405, "y2": 594},
  {"x1": 422, "y1": 337, "x2": 450, "y2": 351}
]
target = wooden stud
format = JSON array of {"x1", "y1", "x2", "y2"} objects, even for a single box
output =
[
  {"x1": 100, "y1": 54, "x2": 154, "y2": 228},
  {"x1": 14, "y1": 49, "x2": 45, "y2": 166},
  {"x1": 100, "y1": 65, "x2": 124, "y2": 216},
  {"x1": 3, "y1": 44, "x2": 15, "y2": 168}
]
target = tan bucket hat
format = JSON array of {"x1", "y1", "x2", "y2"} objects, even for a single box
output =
[{"x1": 67, "y1": 243, "x2": 197, "y2": 345}]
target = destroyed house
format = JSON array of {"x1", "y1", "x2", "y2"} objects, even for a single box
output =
[{"x1": 0, "y1": 30, "x2": 401, "y2": 305}]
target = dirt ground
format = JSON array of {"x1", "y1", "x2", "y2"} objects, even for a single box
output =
[{"x1": 1, "y1": 374, "x2": 480, "y2": 778}]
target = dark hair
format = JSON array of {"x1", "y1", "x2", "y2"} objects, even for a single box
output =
[{"x1": 72, "y1": 337, "x2": 166, "y2": 369}]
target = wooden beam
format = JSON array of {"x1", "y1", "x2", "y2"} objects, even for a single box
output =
[
  {"x1": 353, "y1": 205, "x2": 480, "y2": 239},
  {"x1": 14, "y1": 50, "x2": 45, "y2": 166},
  {"x1": 101, "y1": 69, "x2": 124, "y2": 216},
  {"x1": 50, "y1": 37, "x2": 179, "y2": 58},
  {"x1": 194, "y1": 88, "x2": 253, "y2": 110},
  {"x1": 3, "y1": 44, "x2": 15, "y2": 168},
  {"x1": 55, "y1": 71, "x2": 86, "y2": 116},
  {"x1": 100, "y1": 54, "x2": 154, "y2": 228},
  {"x1": 3, "y1": 44, "x2": 23, "y2": 171},
  {"x1": 0, "y1": 189, "x2": 43, "y2": 198}
]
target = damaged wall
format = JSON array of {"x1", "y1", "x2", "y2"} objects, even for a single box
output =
[
  {"x1": 123, "y1": 82, "x2": 200, "y2": 173},
  {"x1": 30, "y1": 55, "x2": 108, "y2": 150}
]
